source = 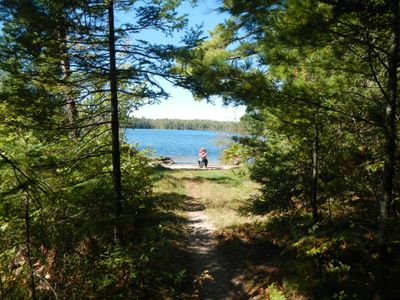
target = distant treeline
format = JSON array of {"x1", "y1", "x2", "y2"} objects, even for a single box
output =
[{"x1": 123, "y1": 117, "x2": 245, "y2": 134}]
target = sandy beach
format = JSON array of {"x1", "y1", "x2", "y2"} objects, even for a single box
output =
[{"x1": 160, "y1": 164, "x2": 239, "y2": 170}]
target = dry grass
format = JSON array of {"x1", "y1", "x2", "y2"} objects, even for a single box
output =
[{"x1": 158, "y1": 168, "x2": 267, "y2": 229}]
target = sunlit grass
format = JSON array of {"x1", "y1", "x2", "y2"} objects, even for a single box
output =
[
  {"x1": 198, "y1": 177, "x2": 264, "y2": 229},
  {"x1": 150, "y1": 172, "x2": 188, "y2": 220},
  {"x1": 157, "y1": 168, "x2": 267, "y2": 229},
  {"x1": 153, "y1": 173, "x2": 185, "y2": 194}
]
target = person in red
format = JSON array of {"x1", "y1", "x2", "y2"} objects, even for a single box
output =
[{"x1": 198, "y1": 147, "x2": 208, "y2": 167}]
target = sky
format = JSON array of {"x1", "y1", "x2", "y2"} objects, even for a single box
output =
[
  {"x1": 135, "y1": 81, "x2": 246, "y2": 121},
  {"x1": 126, "y1": 0, "x2": 247, "y2": 122}
]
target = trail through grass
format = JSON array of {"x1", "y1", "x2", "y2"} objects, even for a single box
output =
[
  {"x1": 167, "y1": 169, "x2": 264, "y2": 229},
  {"x1": 153, "y1": 168, "x2": 293, "y2": 299}
]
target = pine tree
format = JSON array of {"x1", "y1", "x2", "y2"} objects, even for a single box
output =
[{"x1": 0, "y1": 0, "x2": 200, "y2": 297}]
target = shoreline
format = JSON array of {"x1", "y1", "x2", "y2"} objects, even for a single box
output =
[{"x1": 159, "y1": 164, "x2": 239, "y2": 170}]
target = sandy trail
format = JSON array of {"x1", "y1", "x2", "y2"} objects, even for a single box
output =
[{"x1": 184, "y1": 181, "x2": 246, "y2": 299}]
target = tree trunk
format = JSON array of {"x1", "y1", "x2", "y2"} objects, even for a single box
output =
[
  {"x1": 25, "y1": 193, "x2": 37, "y2": 300},
  {"x1": 107, "y1": 0, "x2": 123, "y2": 242},
  {"x1": 61, "y1": 52, "x2": 79, "y2": 140},
  {"x1": 377, "y1": 0, "x2": 399, "y2": 254},
  {"x1": 58, "y1": 16, "x2": 79, "y2": 140},
  {"x1": 311, "y1": 112, "x2": 319, "y2": 223}
]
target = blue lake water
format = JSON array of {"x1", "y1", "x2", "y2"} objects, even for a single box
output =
[{"x1": 124, "y1": 128, "x2": 231, "y2": 164}]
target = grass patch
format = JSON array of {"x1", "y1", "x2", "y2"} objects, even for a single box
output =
[{"x1": 165, "y1": 168, "x2": 266, "y2": 229}]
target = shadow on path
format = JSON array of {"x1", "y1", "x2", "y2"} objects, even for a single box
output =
[{"x1": 184, "y1": 198, "x2": 248, "y2": 300}]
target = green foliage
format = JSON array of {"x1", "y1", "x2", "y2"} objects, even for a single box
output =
[
  {"x1": 0, "y1": 139, "x2": 154, "y2": 297},
  {"x1": 221, "y1": 141, "x2": 252, "y2": 165},
  {"x1": 268, "y1": 283, "x2": 287, "y2": 300},
  {"x1": 256, "y1": 211, "x2": 384, "y2": 299},
  {"x1": 251, "y1": 148, "x2": 306, "y2": 212}
]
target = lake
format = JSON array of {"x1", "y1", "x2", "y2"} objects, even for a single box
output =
[{"x1": 124, "y1": 128, "x2": 231, "y2": 164}]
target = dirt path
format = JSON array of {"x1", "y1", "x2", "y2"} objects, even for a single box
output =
[{"x1": 184, "y1": 181, "x2": 247, "y2": 299}]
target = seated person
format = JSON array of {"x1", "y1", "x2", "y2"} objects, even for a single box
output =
[{"x1": 198, "y1": 147, "x2": 208, "y2": 167}]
